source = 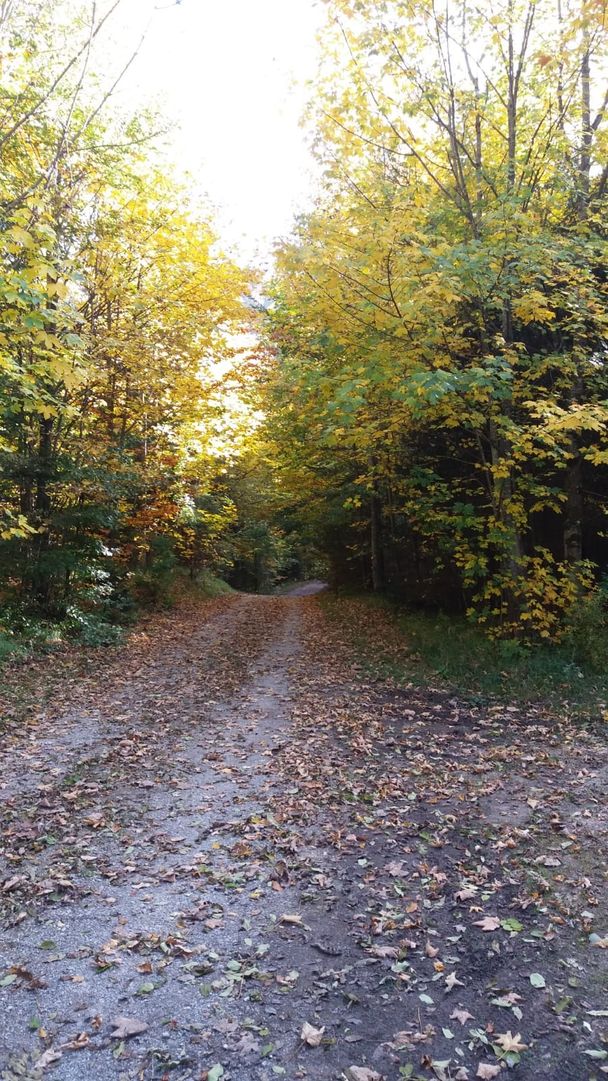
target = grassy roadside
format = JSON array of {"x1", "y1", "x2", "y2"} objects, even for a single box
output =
[
  {"x1": 321, "y1": 592, "x2": 608, "y2": 720},
  {"x1": 0, "y1": 571, "x2": 234, "y2": 729},
  {"x1": 0, "y1": 570, "x2": 233, "y2": 661}
]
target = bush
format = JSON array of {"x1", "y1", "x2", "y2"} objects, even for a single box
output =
[{"x1": 562, "y1": 585, "x2": 608, "y2": 670}]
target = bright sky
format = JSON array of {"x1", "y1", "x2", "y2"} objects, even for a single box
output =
[{"x1": 111, "y1": 0, "x2": 324, "y2": 265}]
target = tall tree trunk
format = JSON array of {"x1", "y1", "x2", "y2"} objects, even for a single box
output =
[
  {"x1": 564, "y1": 439, "x2": 583, "y2": 563},
  {"x1": 31, "y1": 415, "x2": 54, "y2": 611},
  {"x1": 564, "y1": 16, "x2": 592, "y2": 563},
  {"x1": 370, "y1": 486, "x2": 384, "y2": 592}
]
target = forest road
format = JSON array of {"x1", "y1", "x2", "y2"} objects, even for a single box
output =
[{"x1": 0, "y1": 590, "x2": 607, "y2": 1081}]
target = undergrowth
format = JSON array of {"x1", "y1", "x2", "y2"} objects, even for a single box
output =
[
  {"x1": 323, "y1": 593, "x2": 608, "y2": 719},
  {"x1": 0, "y1": 570, "x2": 233, "y2": 665}
]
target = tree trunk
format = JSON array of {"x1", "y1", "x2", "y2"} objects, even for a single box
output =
[
  {"x1": 31, "y1": 415, "x2": 54, "y2": 611},
  {"x1": 370, "y1": 487, "x2": 384, "y2": 592},
  {"x1": 564, "y1": 440, "x2": 583, "y2": 563}
]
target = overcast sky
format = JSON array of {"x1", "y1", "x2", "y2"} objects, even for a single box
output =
[{"x1": 107, "y1": 0, "x2": 323, "y2": 265}]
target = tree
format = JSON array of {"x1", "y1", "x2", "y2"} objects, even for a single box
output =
[{"x1": 265, "y1": 0, "x2": 608, "y2": 638}]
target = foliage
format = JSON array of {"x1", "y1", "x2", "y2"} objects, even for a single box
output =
[
  {"x1": 265, "y1": 0, "x2": 608, "y2": 639},
  {"x1": 0, "y1": 0, "x2": 270, "y2": 639},
  {"x1": 324, "y1": 593, "x2": 608, "y2": 717}
]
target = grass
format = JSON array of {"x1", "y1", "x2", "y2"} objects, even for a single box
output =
[
  {"x1": 323, "y1": 592, "x2": 608, "y2": 719},
  {"x1": 0, "y1": 630, "x2": 25, "y2": 664},
  {"x1": 181, "y1": 570, "x2": 234, "y2": 599}
]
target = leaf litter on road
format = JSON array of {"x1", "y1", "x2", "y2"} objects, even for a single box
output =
[{"x1": 0, "y1": 590, "x2": 607, "y2": 1080}]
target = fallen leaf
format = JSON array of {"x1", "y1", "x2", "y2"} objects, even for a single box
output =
[
  {"x1": 529, "y1": 972, "x2": 546, "y2": 988},
  {"x1": 301, "y1": 1022, "x2": 325, "y2": 1047},
  {"x1": 476, "y1": 1065, "x2": 501, "y2": 1080},
  {"x1": 455, "y1": 886, "x2": 477, "y2": 901},
  {"x1": 474, "y1": 916, "x2": 501, "y2": 932},
  {"x1": 345, "y1": 1069, "x2": 383, "y2": 1081},
  {"x1": 110, "y1": 1016, "x2": 148, "y2": 1039},
  {"x1": 34, "y1": 1048, "x2": 62, "y2": 1069},
  {"x1": 445, "y1": 971, "x2": 464, "y2": 992},
  {"x1": 495, "y1": 1031, "x2": 527, "y2": 1053},
  {"x1": 450, "y1": 1007, "x2": 474, "y2": 1025},
  {"x1": 369, "y1": 945, "x2": 400, "y2": 959}
]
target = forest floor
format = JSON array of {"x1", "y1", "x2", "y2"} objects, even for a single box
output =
[{"x1": 0, "y1": 589, "x2": 607, "y2": 1081}]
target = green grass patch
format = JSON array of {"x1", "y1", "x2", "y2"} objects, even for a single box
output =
[{"x1": 323, "y1": 593, "x2": 608, "y2": 718}]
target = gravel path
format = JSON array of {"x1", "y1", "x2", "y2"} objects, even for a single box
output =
[{"x1": 0, "y1": 592, "x2": 607, "y2": 1081}]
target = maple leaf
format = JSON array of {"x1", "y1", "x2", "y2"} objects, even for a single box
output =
[
  {"x1": 495, "y1": 1031, "x2": 527, "y2": 1053},
  {"x1": 385, "y1": 860, "x2": 406, "y2": 876},
  {"x1": 450, "y1": 1007, "x2": 474, "y2": 1025},
  {"x1": 445, "y1": 971, "x2": 464, "y2": 992},
  {"x1": 474, "y1": 916, "x2": 501, "y2": 932},
  {"x1": 455, "y1": 886, "x2": 478, "y2": 901},
  {"x1": 476, "y1": 1065, "x2": 501, "y2": 1079},
  {"x1": 496, "y1": 991, "x2": 521, "y2": 1006}
]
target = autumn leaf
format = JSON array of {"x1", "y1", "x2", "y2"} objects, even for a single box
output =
[
  {"x1": 474, "y1": 916, "x2": 501, "y2": 932},
  {"x1": 495, "y1": 1031, "x2": 527, "y2": 1053},
  {"x1": 476, "y1": 1065, "x2": 501, "y2": 1080},
  {"x1": 301, "y1": 1022, "x2": 325, "y2": 1047},
  {"x1": 370, "y1": 945, "x2": 400, "y2": 959},
  {"x1": 450, "y1": 1007, "x2": 474, "y2": 1025},
  {"x1": 110, "y1": 1017, "x2": 148, "y2": 1039}
]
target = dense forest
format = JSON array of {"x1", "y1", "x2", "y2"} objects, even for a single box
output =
[
  {"x1": 266, "y1": 0, "x2": 608, "y2": 647},
  {"x1": 0, "y1": 0, "x2": 281, "y2": 651},
  {"x1": 2, "y1": 0, "x2": 608, "y2": 658}
]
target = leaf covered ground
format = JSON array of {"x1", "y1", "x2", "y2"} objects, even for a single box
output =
[{"x1": 0, "y1": 591, "x2": 607, "y2": 1081}]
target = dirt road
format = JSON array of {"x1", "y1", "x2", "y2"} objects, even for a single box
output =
[{"x1": 0, "y1": 592, "x2": 606, "y2": 1081}]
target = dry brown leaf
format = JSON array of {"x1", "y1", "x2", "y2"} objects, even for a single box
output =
[
  {"x1": 301, "y1": 1022, "x2": 325, "y2": 1047},
  {"x1": 450, "y1": 1007, "x2": 474, "y2": 1025},
  {"x1": 455, "y1": 886, "x2": 477, "y2": 901},
  {"x1": 495, "y1": 1031, "x2": 527, "y2": 1053},
  {"x1": 110, "y1": 1016, "x2": 149, "y2": 1039},
  {"x1": 445, "y1": 971, "x2": 464, "y2": 992},
  {"x1": 369, "y1": 945, "x2": 400, "y2": 959},
  {"x1": 34, "y1": 1048, "x2": 63, "y2": 1070},
  {"x1": 473, "y1": 916, "x2": 501, "y2": 932},
  {"x1": 476, "y1": 1065, "x2": 501, "y2": 1079}
]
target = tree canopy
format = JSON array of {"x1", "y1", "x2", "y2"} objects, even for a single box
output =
[
  {"x1": 264, "y1": 0, "x2": 608, "y2": 640},
  {"x1": 3, "y1": 0, "x2": 608, "y2": 651}
]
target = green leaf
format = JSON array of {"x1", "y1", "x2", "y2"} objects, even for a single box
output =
[
  {"x1": 501, "y1": 918, "x2": 523, "y2": 933},
  {"x1": 207, "y1": 1066, "x2": 224, "y2": 1081},
  {"x1": 529, "y1": 972, "x2": 546, "y2": 988}
]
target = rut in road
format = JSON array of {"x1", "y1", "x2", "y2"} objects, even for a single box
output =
[{"x1": 0, "y1": 591, "x2": 607, "y2": 1081}]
